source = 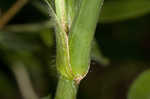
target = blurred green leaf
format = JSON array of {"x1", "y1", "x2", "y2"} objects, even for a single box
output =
[
  {"x1": 3, "y1": 21, "x2": 53, "y2": 33},
  {"x1": 0, "y1": 31, "x2": 41, "y2": 51},
  {"x1": 100, "y1": 0, "x2": 150, "y2": 23},
  {"x1": 128, "y1": 69, "x2": 150, "y2": 99},
  {"x1": 91, "y1": 40, "x2": 109, "y2": 66},
  {"x1": 40, "y1": 29, "x2": 54, "y2": 47},
  {"x1": 31, "y1": 0, "x2": 49, "y2": 16}
]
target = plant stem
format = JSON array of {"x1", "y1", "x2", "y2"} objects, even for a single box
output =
[
  {"x1": 52, "y1": 0, "x2": 104, "y2": 98},
  {"x1": 55, "y1": 76, "x2": 78, "y2": 99}
]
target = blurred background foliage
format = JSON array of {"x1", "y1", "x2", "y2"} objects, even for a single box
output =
[{"x1": 0, "y1": 0, "x2": 150, "y2": 99}]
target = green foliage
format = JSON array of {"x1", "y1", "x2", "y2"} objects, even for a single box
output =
[
  {"x1": 46, "y1": 0, "x2": 104, "y2": 80},
  {"x1": 68, "y1": 0, "x2": 104, "y2": 79},
  {"x1": 47, "y1": 0, "x2": 105, "y2": 98},
  {"x1": 128, "y1": 70, "x2": 150, "y2": 99},
  {"x1": 1, "y1": 0, "x2": 150, "y2": 99},
  {"x1": 36, "y1": 0, "x2": 150, "y2": 23},
  {"x1": 0, "y1": 31, "x2": 40, "y2": 51},
  {"x1": 40, "y1": 29, "x2": 54, "y2": 47},
  {"x1": 91, "y1": 40, "x2": 109, "y2": 66},
  {"x1": 100, "y1": 0, "x2": 150, "y2": 23}
]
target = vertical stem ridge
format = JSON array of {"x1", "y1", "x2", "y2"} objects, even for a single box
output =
[{"x1": 55, "y1": 0, "x2": 68, "y2": 32}]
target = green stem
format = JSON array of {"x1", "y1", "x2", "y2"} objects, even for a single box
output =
[{"x1": 55, "y1": 76, "x2": 78, "y2": 99}]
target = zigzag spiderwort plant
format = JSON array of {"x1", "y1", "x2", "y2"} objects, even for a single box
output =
[{"x1": 45, "y1": 0, "x2": 104, "y2": 98}]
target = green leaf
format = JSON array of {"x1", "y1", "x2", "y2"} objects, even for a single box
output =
[
  {"x1": 69, "y1": 0, "x2": 104, "y2": 79},
  {"x1": 91, "y1": 40, "x2": 109, "y2": 66},
  {"x1": 0, "y1": 31, "x2": 40, "y2": 51},
  {"x1": 3, "y1": 21, "x2": 53, "y2": 32},
  {"x1": 128, "y1": 69, "x2": 150, "y2": 99},
  {"x1": 40, "y1": 29, "x2": 54, "y2": 47},
  {"x1": 100, "y1": 0, "x2": 150, "y2": 23}
]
